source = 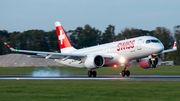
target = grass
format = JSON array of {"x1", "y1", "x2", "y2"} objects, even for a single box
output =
[
  {"x1": 0, "y1": 80, "x2": 180, "y2": 101},
  {"x1": 0, "y1": 65, "x2": 180, "y2": 75},
  {"x1": 0, "y1": 66, "x2": 180, "y2": 101}
]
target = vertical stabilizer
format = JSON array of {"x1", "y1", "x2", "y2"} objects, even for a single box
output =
[{"x1": 55, "y1": 21, "x2": 76, "y2": 53}]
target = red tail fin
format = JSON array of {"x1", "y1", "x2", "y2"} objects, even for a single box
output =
[{"x1": 55, "y1": 22, "x2": 76, "y2": 53}]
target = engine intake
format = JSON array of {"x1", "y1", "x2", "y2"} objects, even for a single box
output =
[
  {"x1": 85, "y1": 55, "x2": 105, "y2": 69},
  {"x1": 94, "y1": 56, "x2": 104, "y2": 66}
]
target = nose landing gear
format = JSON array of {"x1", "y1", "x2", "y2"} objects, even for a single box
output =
[
  {"x1": 121, "y1": 63, "x2": 130, "y2": 77},
  {"x1": 151, "y1": 58, "x2": 157, "y2": 68},
  {"x1": 88, "y1": 70, "x2": 97, "y2": 77}
]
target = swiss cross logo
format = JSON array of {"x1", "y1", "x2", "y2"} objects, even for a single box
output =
[{"x1": 58, "y1": 30, "x2": 65, "y2": 45}]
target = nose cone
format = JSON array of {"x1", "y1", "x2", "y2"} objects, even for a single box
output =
[{"x1": 153, "y1": 43, "x2": 164, "y2": 54}]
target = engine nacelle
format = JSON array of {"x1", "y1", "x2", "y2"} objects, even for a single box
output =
[
  {"x1": 84, "y1": 55, "x2": 105, "y2": 69},
  {"x1": 139, "y1": 56, "x2": 159, "y2": 69}
]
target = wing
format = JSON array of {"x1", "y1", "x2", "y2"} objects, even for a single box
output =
[
  {"x1": 161, "y1": 41, "x2": 177, "y2": 54},
  {"x1": 4, "y1": 42, "x2": 112, "y2": 60}
]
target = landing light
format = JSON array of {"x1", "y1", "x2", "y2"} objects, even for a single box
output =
[
  {"x1": 151, "y1": 58, "x2": 156, "y2": 61},
  {"x1": 119, "y1": 57, "x2": 126, "y2": 63}
]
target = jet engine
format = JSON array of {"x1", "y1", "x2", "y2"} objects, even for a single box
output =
[
  {"x1": 138, "y1": 56, "x2": 159, "y2": 69},
  {"x1": 84, "y1": 55, "x2": 105, "y2": 69}
]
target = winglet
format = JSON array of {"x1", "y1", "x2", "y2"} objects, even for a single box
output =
[
  {"x1": 161, "y1": 41, "x2": 177, "y2": 54},
  {"x1": 173, "y1": 41, "x2": 177, "y2": 50},
  {"x1": 4, "y1": 42, "x2": 15, "y2": 51}
]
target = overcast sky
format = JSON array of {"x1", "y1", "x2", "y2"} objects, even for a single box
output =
[{"x1": 0, "y1": 0, "x2": 180, "y2": 34}]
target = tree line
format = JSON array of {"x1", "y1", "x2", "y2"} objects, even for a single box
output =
[{"x1": 0, "y1": 24, "x2": 180, "y2": 64}]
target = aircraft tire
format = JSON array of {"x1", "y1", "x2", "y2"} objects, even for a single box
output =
[
  {"x1": 126, "y1": 70, "x2": 130, "y2": 77},
  {"x1": 88, "y1": 71, "x2": 92, "y2": 77},
  {"x1": 151, "y1": 64, "x2": 156, "y2": 68},
  {"x1": 121, "y1": 70, "x2": 125, "y2": 77},
  {"x1": 92, "y1": 71, "x2": 97, "y2": 77},
  {"x1": 153, "y1": 65, "x2": 156, "y2": 68}
]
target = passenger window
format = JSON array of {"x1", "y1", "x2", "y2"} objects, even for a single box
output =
[{"x1": 146, "y1": 40, "x2": 151, "y2": 44}]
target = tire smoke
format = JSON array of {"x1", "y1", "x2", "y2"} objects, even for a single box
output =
[{"x1": 32, "y1": 66, "x2": 61, "y2": 77}]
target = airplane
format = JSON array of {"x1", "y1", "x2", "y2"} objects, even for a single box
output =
[{"x1": 4, "y1": 21, "x2": 177, "y2": 77}]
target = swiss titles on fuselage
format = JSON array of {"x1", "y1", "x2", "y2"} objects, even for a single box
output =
[{"x1": 117, "y1": 40, "x2": 135, "y2": 51}]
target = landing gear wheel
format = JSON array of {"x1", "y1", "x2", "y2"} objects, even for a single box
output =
[
  {"x1": 92, "y1": 71, "x2": 97, "y2": 77},
  {"x1": 121, "y1": 63, "x2": 131, "y2": 77},
  {"x1": 121, "y1": 70, "x2": 130, "y2": 77},
  {"x1": 151, "y1": 64, "x2": 156, "y2": 68},
  {"x1": 121, "y1": 70, "x2": 125, "y2": 77},
  {"x1": 126, "y1": 70, "x2": 130, "y2": 77},
  {"x1": 88, "y1": 71, "x2": 92, "y2": 77}
]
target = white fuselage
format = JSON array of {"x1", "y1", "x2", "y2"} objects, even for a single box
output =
[{"x1": 55, "y1": 36, "x2": 164, "y2": 68}]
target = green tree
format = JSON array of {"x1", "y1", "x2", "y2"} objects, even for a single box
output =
[
  {"x1": 69, "y1": 27, "x2": 83, "y2": 48},
  {"x1": 0, "y1": 30, "x2": 9, "y2": 54},
  {"x1": 165, "y1": 30, "x2": 180, "y2": 64},
  {"x1": 9, "y1": 31, "x2": 21, "y2": 49},
  {"x1": 153, "y1": 27, "x2": 174, "y2": 49},
  {"x1": 115, "y1": 28, "x2": 153, "y2": 41},
  {"x1": 70, "y1": 25, "x2": 101, "y2": 49},
  {"x1": 101, "y1": 25, "x2": 115, "y2": 44},
  {"x1": 47, "y1": 30, "x2": 59, "y2": 52}
]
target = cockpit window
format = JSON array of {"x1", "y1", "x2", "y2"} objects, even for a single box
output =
[
  {"x1": 146, "y1": 40, "x2": 151, "y2": 44},
  {"x1": 151, "y1": 39, "x2": 160, "y2": 43},
  {"x1": 146, "y1": 39, "x2": 160, "y2": 44}
]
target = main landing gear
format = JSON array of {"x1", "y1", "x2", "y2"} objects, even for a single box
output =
[
  {"x1": 88, "y1": 70, "x2": 97, "y2": 77},
  {"x1": 121, "y1": 63, "x2": 130, "y2": 77}
]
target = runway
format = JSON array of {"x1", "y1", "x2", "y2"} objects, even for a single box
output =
[{"x1": 0, "y1": 75, "x2": 180, "y2": 81}]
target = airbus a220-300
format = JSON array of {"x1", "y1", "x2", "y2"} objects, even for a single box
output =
[{"x1": 4, "y1": 21, "x2": 177, "y2": 77}]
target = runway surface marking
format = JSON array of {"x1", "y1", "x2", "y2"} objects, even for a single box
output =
[{"x1": 0, "y1": 75, "x2": 180, "y2": 81}]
